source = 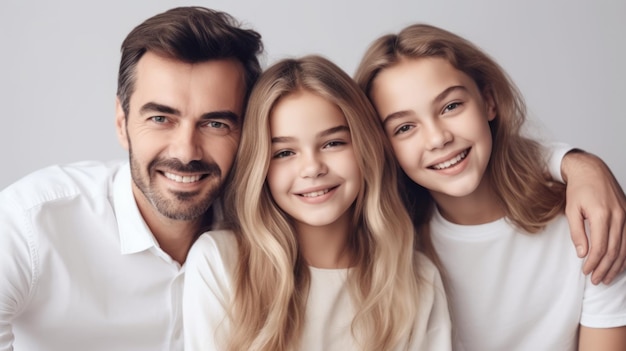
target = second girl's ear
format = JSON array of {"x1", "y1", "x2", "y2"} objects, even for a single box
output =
[{"x1": 115, "y1": 97, "x2": 129, "y2": 151}]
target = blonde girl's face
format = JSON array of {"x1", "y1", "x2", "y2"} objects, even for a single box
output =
[
  {"x1": 369, "y1": 57, "x2": 496, "y2": 202},
  {"x1": 266, "y1": 90, "x2": 361, "y2": 233}
]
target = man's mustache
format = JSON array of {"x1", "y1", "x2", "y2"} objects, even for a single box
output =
[{"x1": 149, "y1": 158, "x2": 222, "y2": 177}]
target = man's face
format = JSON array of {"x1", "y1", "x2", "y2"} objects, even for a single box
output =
[{"x1": 115, "y1": 52, "x2": 246, "y2": 221}]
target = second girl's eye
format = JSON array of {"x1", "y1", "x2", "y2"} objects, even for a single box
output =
[{"x1": 443, "y1": 102, "x2": 462, "y2": 113}]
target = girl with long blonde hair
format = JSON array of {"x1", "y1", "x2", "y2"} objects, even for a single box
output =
[
  {"x1": 355, "y1": 23, "x2": 626, "y2": 350},
  {"x1": 183, "y1": 55, "x2": 451, "y2": 351}
]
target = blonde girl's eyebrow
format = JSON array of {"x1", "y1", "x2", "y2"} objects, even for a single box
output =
[
  {"x1": 271, "y1": 125, "x2": 350, "y2": 144},
  {"x1": 319, "y1": 125, "x2": 349, "y2": 138}
]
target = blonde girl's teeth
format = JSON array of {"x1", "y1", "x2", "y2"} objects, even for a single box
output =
[{"x1": 302, "y1": 189, "x2": 330, "y2": 197}]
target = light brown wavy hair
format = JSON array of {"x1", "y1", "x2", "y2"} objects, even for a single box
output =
[
  {"x1": 222, "y1": 55, "x2": 425, "y2": 350},
  {"x1": 354, "y1": 24, "x2": 565, "y2": 238}
]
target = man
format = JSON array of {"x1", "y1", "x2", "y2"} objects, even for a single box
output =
[
  {"x1": 0, "y1": 5, "x2": 624, "y2": 351},
  {"x1": 0, "y1": 7, "x2": 261, "y2": 351}
]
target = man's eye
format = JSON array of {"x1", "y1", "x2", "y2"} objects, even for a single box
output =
[
  {"x1": 208, "y1": 121, "x2": 228, "y2": 129},
  {"x1": 150, "y1": 116, "x2": 168, "y2": 123}
]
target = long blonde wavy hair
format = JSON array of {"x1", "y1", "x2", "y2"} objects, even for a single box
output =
[
  {"x1": 222, "y1": 55, "x2": 425, "y2": 350},
  {"x1": 354, "y1": 24, "x2": 566, "y2": 236}
]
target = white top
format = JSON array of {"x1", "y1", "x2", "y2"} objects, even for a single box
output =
[
  {"x1": 544, "y1": 142, "x2": 571, "y2": 183},
  {"x1": 431, "y1": 209, "x2": 626, "y2": 351},
  {"x1": 0, "y1": 161, "x2": 211, "y2": 351},
  {"x1": 183, "y1": 230, "x2": 452, "y2": 351}
]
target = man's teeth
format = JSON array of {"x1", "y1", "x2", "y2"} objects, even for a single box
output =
[
  {"x1": 301, "y1": 189, "x2": 330, "y2": 198},
  {"x1": 432, "y1": 150, "x2": 468, "y2": 170},
  {"x1": 164, "y1": 172, "x2": 202, "y2": 183}
]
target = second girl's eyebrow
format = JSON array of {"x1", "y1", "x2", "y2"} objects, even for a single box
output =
[
  {"x1": 382, "y1": 85, "x2": 469, "y2": 127},
  {"x1": 271, "y1": 125, "x2": 349, "y2": 143}
]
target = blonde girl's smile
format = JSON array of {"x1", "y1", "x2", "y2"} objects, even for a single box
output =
[{"x1": 267, "y1": 89, "x2": 361, "y2": 229}]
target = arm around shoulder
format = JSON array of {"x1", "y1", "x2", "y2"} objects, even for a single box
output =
[
  {"x1": 545, "y1": 143, "x2": 626, "y2": 284},
  {"x1": 561, "y1": 149, "x2": 626, "y2": 284}
]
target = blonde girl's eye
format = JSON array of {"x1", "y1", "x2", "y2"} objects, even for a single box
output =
[
  {"x1": 394, "y1": 124, "x2": 414, "y2": 135},
  {"x1": 272, "y1": 150, "x2": 294, "y2": 159},
  {"x1": 323, "y1": 140, "x2": 347, "y2": 149}
]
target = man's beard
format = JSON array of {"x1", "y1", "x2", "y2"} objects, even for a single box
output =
[{"x1": 129, "y1": 148, "x2": 223, "y2": 221}]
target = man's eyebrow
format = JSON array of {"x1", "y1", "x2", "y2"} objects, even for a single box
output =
[
  {"x1": 381, "y1": 85, "x2": 469, "y2": 127},
  {"x1": 200, "y1": 111, "x2": 241, "y2": 125},
  {"x1": 271, "y1": 125, "x2": 349, "y2": 143},
  {"x1": 139, "y1": 102, "x2": 180, "y2": 116},
  {"x1": 139, "y1": 102, "x2": 240, "y2": 125}
]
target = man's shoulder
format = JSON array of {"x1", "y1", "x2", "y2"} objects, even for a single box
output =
[{"x1": 0, "y1": 160, "x2": 126, "y2": 209}]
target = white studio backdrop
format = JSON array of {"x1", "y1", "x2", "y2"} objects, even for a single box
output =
[{"x1": 1, "y1": 0, "x2": 624, "y2": 189}]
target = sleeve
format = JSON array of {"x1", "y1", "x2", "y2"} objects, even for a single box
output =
[
  {"x1": 543, "y1": 142, "x2": 575, "y2": 184},
  {"x1": 580, "y1": 268, "x2": 626, "y2": 328},
  {"x1": 0, "y1": 194, "x2": 36, "y2": 351},
  {"x1": 183, "y1": 232, "x2": 236, "y2": 351}
]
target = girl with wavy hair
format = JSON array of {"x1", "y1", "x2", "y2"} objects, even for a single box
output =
[
  {"x1": 183, "y1": 55, "x2": 452, "y2": 351},
  {"x1": 354, "y1": 24, "x2": 626, "y2": 350}
]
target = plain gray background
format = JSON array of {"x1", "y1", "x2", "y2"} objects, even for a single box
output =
[{"x1": 1, "y1": 0, "x2": 624, "y2": 190}]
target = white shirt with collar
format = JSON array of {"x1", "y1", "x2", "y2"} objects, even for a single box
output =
[{"x1": 0, "y1": 160, "x2": 216, "y2": 351}]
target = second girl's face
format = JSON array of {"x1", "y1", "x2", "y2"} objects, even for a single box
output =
[
  {"x1": 370, "y1": 57, "x2": 496, "y2": 201},
  {"x1": 267, "y1": 90, "x2": 361, "y2": 232}
]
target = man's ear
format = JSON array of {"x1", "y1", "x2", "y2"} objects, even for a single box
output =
[
  {"x1": 483, "y1": 90, "x2": 497, "y2": 121},
  {"x1": 115, "y1": 97, "x2": 129, "y2": 150}
]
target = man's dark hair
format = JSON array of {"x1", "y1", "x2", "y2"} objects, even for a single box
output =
[{"x1": 117, "y1": 6, "x2": 263, "y2": 116}]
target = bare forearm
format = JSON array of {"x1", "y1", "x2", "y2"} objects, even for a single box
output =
[{"x1": 579, "y1": 325, "x2": 626, "y2": 351}]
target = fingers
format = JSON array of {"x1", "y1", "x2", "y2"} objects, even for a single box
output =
[
  {"x1": 566, "y1": 210, "x2": 589, "y2": 258},
  {"x1": 601, "y1": 212, "x2": 626, "y2": 284},
  {"x1": 582, "y1": 216, "x2": 609, "y2": 281},
  {"x1": 586, "y1": 210, "x2": 624, "y2": 285}
]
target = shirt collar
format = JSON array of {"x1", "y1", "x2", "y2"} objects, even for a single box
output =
[
  {"x1": 113, "y1": 162, "x2": 159, "y2": 254},
  {"x1": 112, "y1": 162, "x2": 225, "y2": 255}
]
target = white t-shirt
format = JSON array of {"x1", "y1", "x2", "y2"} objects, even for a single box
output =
[
  {"x1": 0, "y1": 161, "x2": 207, "y2": 351},
  {"x1": 430, "y1": 209, "x2": 626, "y2": 351},
  {"x1": 183, "y1": 230, "x2": 452, "y2": 350}
]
